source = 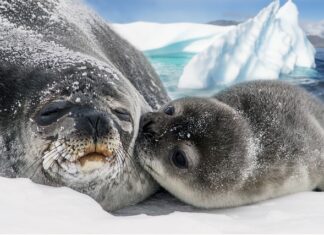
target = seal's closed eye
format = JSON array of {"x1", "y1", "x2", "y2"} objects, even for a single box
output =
[
  {"x1": 36, "y1": 100, "x2": 72, "y2": 126},
  {"x1": 113, "y1": 108, "x2": 132, "y2": 122}
]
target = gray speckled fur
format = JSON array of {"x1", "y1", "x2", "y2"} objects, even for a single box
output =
[
  {"x1": 138, "y1": 80, "x2": 324, "y2": 208},
  {"x1": 0, "y1": 0, "x2": 169, "y2": 211},
  {"x1": 215, "y1": 80, "x2": 324, "y2": 190}
]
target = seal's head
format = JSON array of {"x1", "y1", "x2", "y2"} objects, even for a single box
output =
[
  {"x1": 137, "y1": 97, "x2": 256, "y2": 208},
  {"x1": 0, "y1": 0, "x2": 169, "y2": 211},
  {"x1": 0, "y1": 62, "x2": 159, "y2": 211}
]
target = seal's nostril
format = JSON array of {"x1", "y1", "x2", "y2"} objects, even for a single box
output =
[{"x1": 75, "y1": 111, "x2": 110, "y2": 141}]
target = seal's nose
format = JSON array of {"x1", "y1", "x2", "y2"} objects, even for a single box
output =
[
  {"x1": 75, "y1": 111, "x2": 110, "y2": 142},
  {"x1": 140, "y1": 112, "x2": 160, "y2": 136}
]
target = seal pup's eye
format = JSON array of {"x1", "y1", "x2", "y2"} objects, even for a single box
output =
[
  {"x1": 36, "y1": 101, "x2": 72, "y2": 126},
  {"x1": 113, "y1": 108, "x2": 131, "y2": 122},
  {"x1": 164, "y1": 105, "x2": 175, "y2": 116},
  {"x1": 170, "y1": 150, "x2": 188, "y2": 169}
]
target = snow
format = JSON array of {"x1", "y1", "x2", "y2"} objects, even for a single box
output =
[
  {"x1": 112, "y1": 21, "x2": 233, "y2": 52},
  {"x1": 178, "y1": 0, "x2": 316, "y2": 89},
  {"x1": 1, "y1": 176, "x2": 324, "y2": 233}
]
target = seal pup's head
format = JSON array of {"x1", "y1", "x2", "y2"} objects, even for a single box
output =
[{"x1": 137, "y1": 97, "x2": 258, "y2": 208}]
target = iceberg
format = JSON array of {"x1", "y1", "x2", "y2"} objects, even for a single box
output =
[{"x1": 178, "y1": 0, "x2": 316, "y2": 89}]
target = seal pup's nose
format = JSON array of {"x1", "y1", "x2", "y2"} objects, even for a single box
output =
[
  {"x1": 140, "y1": 112, "x2": 159, "y2": 136},
  {"x1": 75, "y1": 111, "x2": 110, "y2": 142}
]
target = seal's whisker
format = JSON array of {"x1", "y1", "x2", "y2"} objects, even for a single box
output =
[
  {"x1": 115, "y1": 150, "x2": 124, "y2": 173},
  {"x1": 21, "y1": 157, "x2": 44, "y2": 177},
  {"x1": 116, "y1": 150, "x2": 127, "y2": 183},
  {"x1": 21, "y1": 142, "x2": 63, "y2": 175},
  {"x1": 29, "y1": 161, "x2": 44, "y2": 180},
  {"x1": 42, "y1": 143, "x2": 67, "y2": 170},
  {"x1": 116, "y1": 148, "x2": 145, "y2": 194},
  {"x1": 115, "y1": 149, "x2": 129, "y2": 184}
]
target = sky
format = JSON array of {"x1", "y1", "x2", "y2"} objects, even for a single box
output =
[{"x1": 85, "y1": 0, "x2": 324, "y2": 24}]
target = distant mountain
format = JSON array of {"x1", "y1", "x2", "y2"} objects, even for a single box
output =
[
  {"x1": 307, "y1": 35, "x2": 324, "y2": 48},
  {"x1": 207, "y1": 20, "x2": 240, "y2": 26}
]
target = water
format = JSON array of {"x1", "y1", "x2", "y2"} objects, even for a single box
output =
[{"x1": 145, "y1": 45, "x2": 324, "y2": 100}]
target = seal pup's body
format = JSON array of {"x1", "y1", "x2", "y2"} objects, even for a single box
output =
[{"x1": 137, "y1": 80, "x2": 324, "y2": 208}]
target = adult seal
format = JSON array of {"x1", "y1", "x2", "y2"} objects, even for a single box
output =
[
  {"x1": 138, "y1": 80, "x2": 324, "y2": 208},
  {"x1": 0, "y1": 0, "x2": 169, "y2": 211}
]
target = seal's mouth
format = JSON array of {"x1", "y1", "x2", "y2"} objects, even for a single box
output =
[
  {"x1": 78, "y1": 152, "x2": 108, "y2": 165},
  {"x1": 77, "y1": 147, "x2": 114, "y2": 167},
  {"x1": 78, "y1": 144, "x2": 114, "y2": 165},
  {"x1": 76, "y1": 150, "x2": 115, "y2": 173},
  {"x1": 42, "y1": 140, "x2": 119, "y2": 174}
]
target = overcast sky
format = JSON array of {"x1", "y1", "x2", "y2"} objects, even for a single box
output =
[{"x1": 85, "y1": 0, "x2": 324, "y2": 23}]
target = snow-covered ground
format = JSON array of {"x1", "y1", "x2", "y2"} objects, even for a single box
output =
[
  {"x1": 1, "y1": 176, "x2": 324, "y2": 233},
  {"x1": 179, "y1": 0, "x2": 315, "y2": 88}
]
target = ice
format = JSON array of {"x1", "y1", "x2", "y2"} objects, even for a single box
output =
[
  {"x1": 0, "y1": 176, "x2": 324, "y2": 233},
  {"x1": 178, "y1": 0, "x2": 316, "y2": 89},
  {"x1": 112, "y1": 22, "x2": 233, "y2": 51}
]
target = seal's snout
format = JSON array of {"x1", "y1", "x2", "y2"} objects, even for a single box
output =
[
  {"x1": 140, "y1": 112, "x2": 160, "y2": 136},
  {"x1": 75, "y1": 111, "x2": 110, "y2": 142}
]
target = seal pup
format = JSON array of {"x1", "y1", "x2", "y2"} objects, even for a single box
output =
[
  {"x1": 137, "y1": 80, "x2": 324, "y2": 209},
  {"x1": 0, "y1": 0, "x2": 169, "y2": 211}
]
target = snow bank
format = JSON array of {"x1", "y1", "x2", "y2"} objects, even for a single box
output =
[
  {"x1": 112, "y1": 22, "x2": 233, "y2": 51},
  {"x1": 1, "y1": 176, "x2": 324, "y2": 233},
  {"x1": 179, "y1": 0, "x2": 316, "y2": 89}
]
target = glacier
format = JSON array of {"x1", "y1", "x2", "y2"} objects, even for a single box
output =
[
  {"x1": 112, "y1": 22, "x2": 233, "y2": 52},
  {"x1": 178, "y1": 0, "x2": 316, "y2": 89}
]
